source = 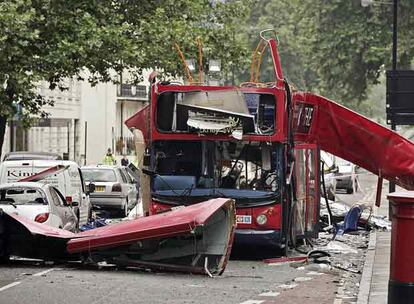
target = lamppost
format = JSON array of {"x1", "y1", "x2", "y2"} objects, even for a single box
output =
[{"x1": 389, "y1": 0, "x2": 398, "y2": 197}]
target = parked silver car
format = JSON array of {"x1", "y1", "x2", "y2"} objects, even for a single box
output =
[
  {"x1": 0, "y1": 182, "x2": 78, "y2": 232},
  {"x1": 81, "y1": 166, "x2": 139, "y2": 216},
  {"x1": 334, "y1": 157, "x2": 357, "y2": 194}
]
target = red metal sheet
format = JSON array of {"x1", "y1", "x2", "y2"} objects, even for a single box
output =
[
  {"x1": 68, "y1": 198, "x2": 234, "y2": 253},
  {"x1": 1, "y1": 198, "x2": 235, "y2": 275},
  {"x1": 294, "y1": 92, "x2": 414, "y2": 190},
  {"x1": 4, "y1": 211, "x2": 76, "y2": 238},
  {"x1": 124, "y1": 104, "x2": 150, "y2": 142}
]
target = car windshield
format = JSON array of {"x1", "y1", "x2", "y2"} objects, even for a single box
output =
[
  {"x1": 82, "y1": 169, "x2": 117, "y2": 182},
  {"x1": 152, "y1": 140, "x2": 283, "y2": 206},
  {"x1": 0, "y1": 187, "x2": 47, "y2": 205}
]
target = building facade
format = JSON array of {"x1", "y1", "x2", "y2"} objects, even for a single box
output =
[{"x1": 1, "y1": 72, "x2": 150, "y2": 165}]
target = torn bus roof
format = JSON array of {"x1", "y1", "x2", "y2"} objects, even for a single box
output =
[
  {"x1": 67, "y1": 198, "x2": 235, "y2": 253},
  {"x1": 0, "y1": 198, "x2": 236, "y2": 276},
  {"x1": 294, "y1": 92, "x2": 414, "y2": 190}
]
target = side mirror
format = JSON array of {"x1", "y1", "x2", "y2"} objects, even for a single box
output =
[{"x1": 88, "y1": 183, "x2": 96, "y2": 194}]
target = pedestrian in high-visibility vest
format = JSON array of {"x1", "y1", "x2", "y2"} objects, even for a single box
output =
[{"x1": 103, "y1": 148, "x2": 116, "y2": 165}]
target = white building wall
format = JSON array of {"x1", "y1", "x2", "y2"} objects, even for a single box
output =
[
  {"x1": 3, "y1": 70, "x2": 153, "y2": 164},
  {"x1": 79, "y1": 81, "x2": 118, "y2": 165}
]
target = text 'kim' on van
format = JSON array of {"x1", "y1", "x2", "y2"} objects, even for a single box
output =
[{"x1": 0, "y1": 160, "x2": 92, "y2": 227}]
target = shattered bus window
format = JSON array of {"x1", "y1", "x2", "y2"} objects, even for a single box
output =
[
  {"x1": 151, "y1": 140, "x2": 282, "y2": 207},
  {"x1": 156, "y1": 90, "x2": 275, "y2": 137}
]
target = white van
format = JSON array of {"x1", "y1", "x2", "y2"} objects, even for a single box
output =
[{"x1": 0, "y1": 160, "x2": 92, "y2": 227}]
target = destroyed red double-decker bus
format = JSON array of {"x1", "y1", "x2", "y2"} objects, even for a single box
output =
[
  {"x1": 2, "y1": 30, "x2": 414, "y2": 275},
  {"x1": 126, "y1": 31, "x2": 321, "y2": 253}
]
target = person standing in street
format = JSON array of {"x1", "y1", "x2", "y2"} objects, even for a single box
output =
[
  {"x1": 121, "y1": 155, "x2": 129, "y2": 166},
  {"x1": 103, "y1": 148, "x2": 116, "y2": 165}
]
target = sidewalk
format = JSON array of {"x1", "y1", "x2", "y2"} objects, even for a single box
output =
[{"x1": 357, "y1": 190, "x2": 391, "y2": 304}]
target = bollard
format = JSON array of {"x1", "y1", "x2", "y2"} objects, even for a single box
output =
[{"x1": 387, "y1": 191, "x2": 414, "y2": 304}]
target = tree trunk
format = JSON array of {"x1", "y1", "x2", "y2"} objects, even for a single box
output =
[{"x1": 0, "y1": 116, "x2": 6, "y2": 160}]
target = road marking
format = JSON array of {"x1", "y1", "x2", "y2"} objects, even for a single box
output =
[
  {"x1": 33, "y1": 268, "x2": 55, "y2": 277},
  {"x1": 0, "y1": 281, "x2": 21, "y2": 292},
  {"x1": 239, "y1": 300, "x2": 265, "y2": 304},
  {"x1": 259, "y1": 291, "x2": 280, "y2": 297},
  {"x1": 294, "y1": 276, "x2": 313, "y2": 282},
  {"x1": 306, "y1": 271, "x2": 325, "y2": 276},
  {"x1": 278, "y1": 283, "x2": 298, "y2": 289}
]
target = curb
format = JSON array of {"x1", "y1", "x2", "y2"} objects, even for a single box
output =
[{"x1": 356, "y1": 231, "x2": 377, "y2": 304}]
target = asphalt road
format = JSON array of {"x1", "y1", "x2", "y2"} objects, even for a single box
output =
[
  {"x1": 0, "y1": 258, "x2": 334, "y2": 304},
  {"x1": 0, "y1": 170, "x2": 380, "y2": 304}
]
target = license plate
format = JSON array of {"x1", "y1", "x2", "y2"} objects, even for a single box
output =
[
  {"x1": 95, "y1": 186, "x2": 105, "y2": 192},
  {"x1": 236, "y1": 215, "x2": 252, "y2": 224}
]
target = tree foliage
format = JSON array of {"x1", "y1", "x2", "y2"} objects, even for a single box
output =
[
  {"x1": 250, "y1": 0, "x2": 414, "y2": 114},
  {"x1": 0, "y1": 0, "x2": 253, "y2": 155}
]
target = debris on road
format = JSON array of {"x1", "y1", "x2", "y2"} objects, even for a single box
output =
[
  {"x1": 296, "y1": 231, "x2": 369, "y2": 302},
  {"x1": 79, "y1": 218, "x2": 107, "y2": 232},
  {"x1": 0, "y1": 198, "x2": 236, "y2": 276},
  {"x1": 320, "y1": 199, "x2": 391, "y2": 234}
]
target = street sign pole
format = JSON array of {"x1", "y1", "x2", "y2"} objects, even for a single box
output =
[{"x1": 389, "y1": 0, "x2": 398, "y2": 213}]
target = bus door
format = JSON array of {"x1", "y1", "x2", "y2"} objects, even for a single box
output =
[{"x1": 292, "y1": 143, "x2": 320, "y2": 241}]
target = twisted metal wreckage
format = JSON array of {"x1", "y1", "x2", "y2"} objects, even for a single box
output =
[{"x1": 1, "y1": 31, "x2": 414, "y2": 276}]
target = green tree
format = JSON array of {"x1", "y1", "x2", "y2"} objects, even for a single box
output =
[
  {"x1": 0, "y1": 0, "x2": 252, "y2": 158},
  {"x1": 254, "y1": 0, "x2": 414, "y2": 112}
]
